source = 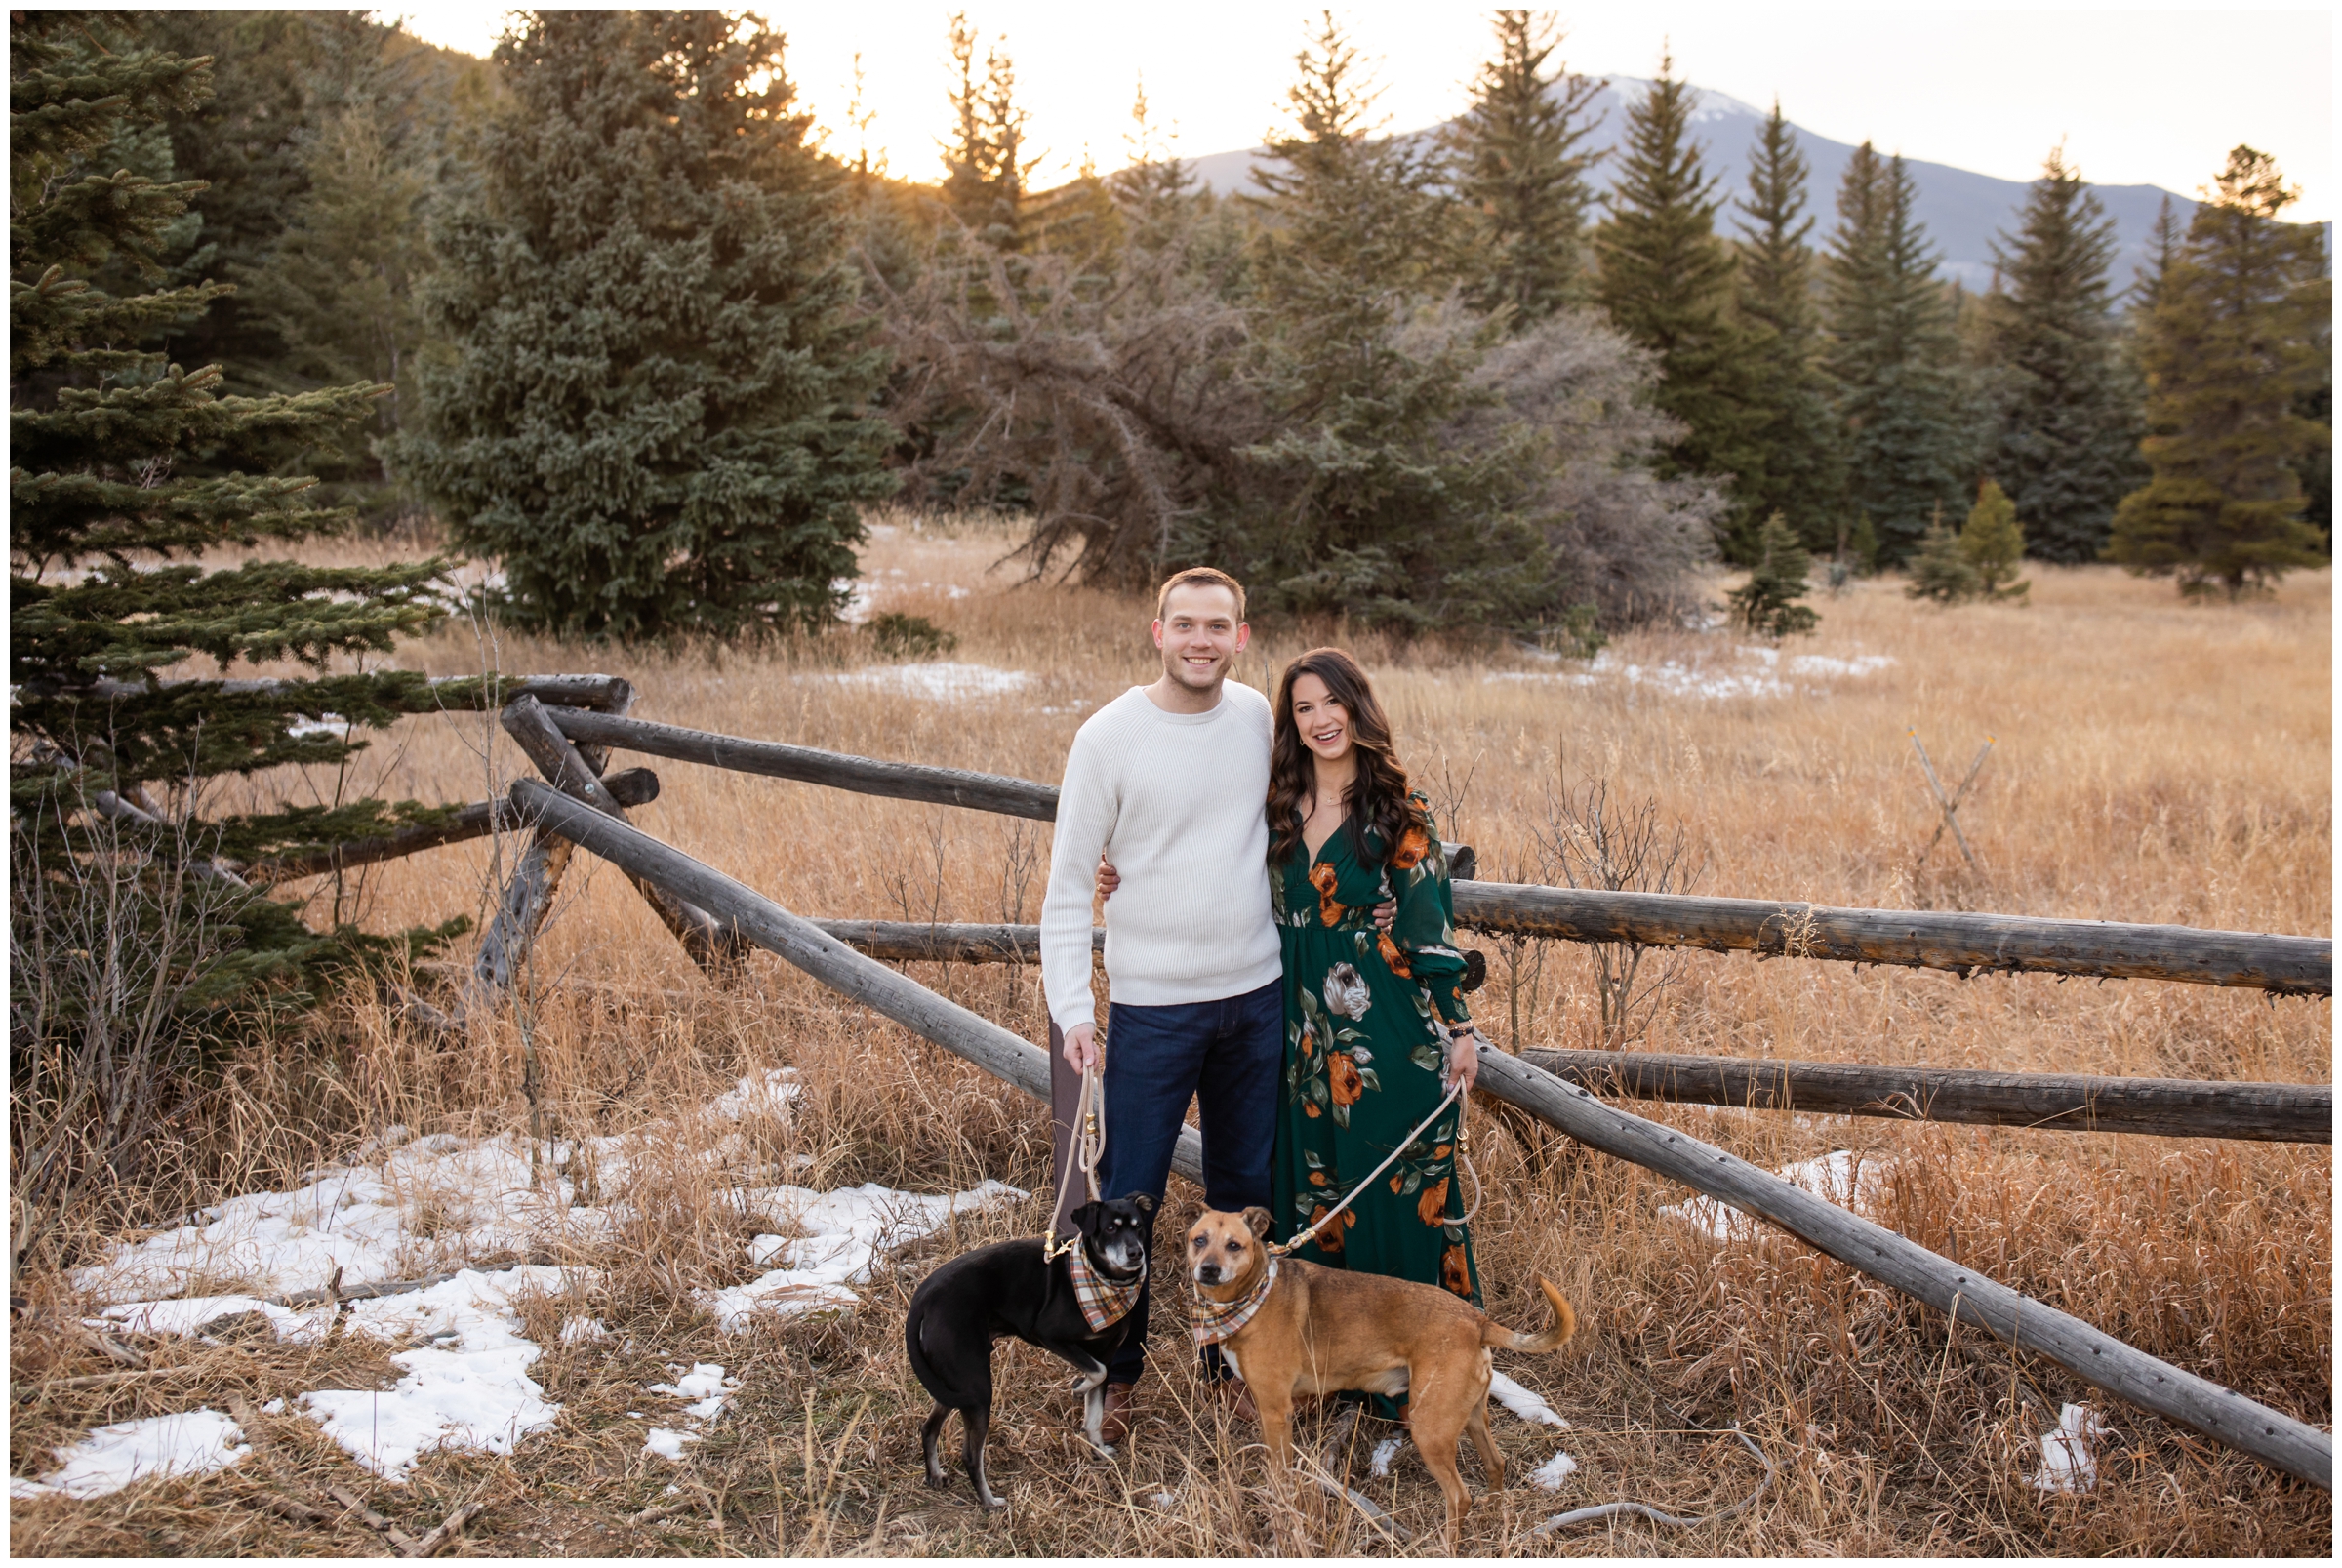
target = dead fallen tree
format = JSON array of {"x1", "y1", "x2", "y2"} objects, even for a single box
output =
[
  {"x1": 506, "y1": 779, "x2": 2330, "y2": 1492},
  {"x1": 538, "y1": 708, "x2": 2330, "y2": 997},
  {"x1": 1517, "y1": 1048, "x2": 2330, "y2": 1145}
]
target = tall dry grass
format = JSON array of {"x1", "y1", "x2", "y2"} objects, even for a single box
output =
[{"x1": 10, "y1": 514, "x2": 2329, "y2": 1555}]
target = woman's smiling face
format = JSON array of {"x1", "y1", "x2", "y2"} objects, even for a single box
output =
[{"x1": 1289, "y1": 672, "x2": 1353, "y2": 765}]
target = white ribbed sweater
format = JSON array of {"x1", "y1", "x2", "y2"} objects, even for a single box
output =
[{"x1": 1039, "y1": 683, "x2": 1280, "y2": 1032}]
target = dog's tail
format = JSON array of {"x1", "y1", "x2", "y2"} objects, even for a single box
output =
[{"x1": 1480, "y1": 1275, "x2": 1578, "y2": 1353}]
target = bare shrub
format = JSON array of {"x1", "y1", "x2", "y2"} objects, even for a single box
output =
[{"x1": 1538, "y1": 774, "x2": 1707, "y2": 1048}]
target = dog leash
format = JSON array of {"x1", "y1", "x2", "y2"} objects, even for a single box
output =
[
  {"x1": 1270, "y1": 1027, "x2": 1485, "y2": 1258},
  {"x1": 1042, "y1": 1060, "x2": 1106, "y2": 1263}
]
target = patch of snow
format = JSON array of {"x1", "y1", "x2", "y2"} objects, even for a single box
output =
[
  {"x1": 835, "y1": 579, "x2": 876, "y2": 626},
  {"x1": 822, "y1": 662, "x2": 1031, "y2": 701},
  {"x1": 1663, "y1": 1149, "x2": 1884, "y2": 1241},
  {"x1": 15, "y1": 1410, "x2": 248, "y2": 1500},
  {"x1": 2031, "y1": 1404, "x2": 2110, "y2": 1495},
  {"x1": 101, "y1": 1293, "x2": 332, "y2": 1345},
  {"x1": 285, "y1": 713, "x2": 347, "y2": 739},
  {"x1": 1488, "y1": 1371, "x2": 1570, "y2": 1428},
  {"x1": 1788, "y1": 653, "x2": 1894, "y2": 678},
  {"x1": 1488, "y1": 644, "x2": 1895, "y2": 702},
  {"x1": 710, "y1": 1068, "x2": 800, "y2": 1122},
  {"x1": 645, "y1": 1427, "x2": 699, "y2": 1462},
  {"x1": 559, "y1": 1315, "x2": 610, "y2": 1346},
  {"x1": 1529, "y1": 1448, "x2": 1581, "y2": 1491},
  {"x1": 698, "y1": 1180, "x2": 1024, "y2": 1332},
  {"x1": 649, "y1": 1362, "x2": 740, "y2": 1423},
  {"x1": 299, "y1": 1266, "x2": 569, "y2": 1482},
  {"x1": 1368, "y1": 1436, "x2": 1406, "y2": 1477},
  {"x1": 1150, "y1": 1489, "x2": 1179, "y2": 1509}
]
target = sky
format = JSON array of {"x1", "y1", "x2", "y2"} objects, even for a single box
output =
[{"x1": 374, "y1": 5, "x2": 2335, "y2": 220}]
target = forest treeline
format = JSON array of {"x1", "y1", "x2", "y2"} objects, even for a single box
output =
[{"x1": 31, "y1": 8, "x2": 2335, "y2": 639}]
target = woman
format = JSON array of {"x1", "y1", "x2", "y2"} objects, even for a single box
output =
[{"x1": 1265, "y1": 647, "x2": 1481, "y2": 1320}]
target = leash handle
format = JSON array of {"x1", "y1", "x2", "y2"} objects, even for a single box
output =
[
  {"x1": 1269, "y1": 1032, "x2": 1476, "y2": 1258},
  {"x1": 1043, "y1": 1061, "x2": 1105, "y2": 1262}
]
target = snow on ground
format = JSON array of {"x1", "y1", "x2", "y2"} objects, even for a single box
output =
[
  {"x1": 1529, "y1": 1448, "x2": 1582, "y2": 1491},
  {"x1": 11, "y1": 1410, "x2": 249, "y2": 1500},
  {"x1": 1488, "y1": 645, "x2": 1894, "y2": 702},
  {"x1": 1488, "y1": 1371, "x2": 1570, "y2": 1428},
  {"x1": 1368, "y1": 1436, "x2": 1406, "y2": 1477},
  {"x1": 39, "y1": 1070, "x2": 1019, "y2": 1498},
  {"x1": 821, "y1": 662, "x2": 1030, "y2": 701},
  {"x1": 2031, "y1": 1404, "x2": 2111, "y2": 1495},
  {"x1": 1662, "y1": 1149, "x2": 1885, "y2": 1241}
]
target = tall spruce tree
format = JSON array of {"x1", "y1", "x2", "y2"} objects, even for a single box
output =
[
  {"x1": 1446, "y1": 10, "x2": 1606, "y2": 326},
  {"x1": 1594, "y1": 56, "x2": 1769, "y2": 559},
  {"x1": 11, "y1": 14, "x2": 463, "y2": 1025},
  {"x1": 1822, "y1": 143, "x2": 1963, "y2": 564},
  {"x1": 392, "y1": 11, "x2": 896, "y2": 639},
  {"x1": 940, "y1": 13, "x2": 1039, "y2": 253},
  {"x1": 2108, "y1": 146, "x2": 2328, "y2": 597},
  {"x1": 1976, "y1": 148, "x2": 2143, "y2": 563},
  {"x1": 1733, "y1": 100, "x2": 1844, "y2": 553}
]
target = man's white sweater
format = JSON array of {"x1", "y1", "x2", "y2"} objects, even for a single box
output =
[{"x1": 1040, "y1": 682, "x2": 1281, "y2": 1033}]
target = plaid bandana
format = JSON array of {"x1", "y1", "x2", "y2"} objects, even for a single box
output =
[
  {"x1": 1064, "y1": 1237, "x2": 1144, "y2": 1333},
  {"x1": 1191, "y1": 1256, "x2": 1279, "y2": 1347}
]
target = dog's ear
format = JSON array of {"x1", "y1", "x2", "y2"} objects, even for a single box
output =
[
  {"x1": 1069, "y1": 1201, "x2": 1101, "y2": 1234},
  {"x1": 1128, "y1": 1192, "x2": 1156, "y2": 1216},
  {"x1": 1241, "y1": 1205, "x2": 1274, "y2": 1240}
]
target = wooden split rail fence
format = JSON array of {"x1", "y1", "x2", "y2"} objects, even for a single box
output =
[{"x1": 269, "y1": 675, "x2": 2329, "y2": 1489}]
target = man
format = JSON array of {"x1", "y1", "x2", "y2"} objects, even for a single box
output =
[{"x1": 1039, "y1": 567, "x2": 1280, "y2": 1442}]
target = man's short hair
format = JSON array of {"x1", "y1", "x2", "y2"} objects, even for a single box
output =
[{"x1": 1154, "y1": 566, "x2": 1246, "y2": 623}]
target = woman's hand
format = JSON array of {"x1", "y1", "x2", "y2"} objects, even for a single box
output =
[
  {"x1": 1444, "y1": 1024, "x2": 1478, "y2": 1096},
  {"x1": 1095, "y1": 855, "x2": 1120, "y2": 902}
]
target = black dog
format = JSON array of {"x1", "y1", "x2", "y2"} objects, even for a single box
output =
[{"x1": 904, "y1": 1192, "x2": 1154, "y2": 1508}]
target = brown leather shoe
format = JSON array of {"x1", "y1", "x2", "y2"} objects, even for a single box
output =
[
  {"x1": 1215, "y1": 1378, "x2": 1258, "y2": 1425},
  {"x1": 1098, "y1": 1382, "x2": 1136, "y2": 1446}
]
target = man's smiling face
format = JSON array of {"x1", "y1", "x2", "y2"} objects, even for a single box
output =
[{"x1": 1153, "y1": 583, "x2": 1248, "y2": 695}]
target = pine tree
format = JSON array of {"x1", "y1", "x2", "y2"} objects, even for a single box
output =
[
  {"x1": 1958, "y1": 478, "x2": 2030, "y2": 600},
  {"x1": 1733, "y1": 100, "x2": 1844, "y2": 554},
  {"x1": 1724, "y1": 513, "x2": 1818, "y2": 636},
  {"x1": 1823, "y1": 144, "x2": 1963, "y2": 564},
  {"x1": 392, "y1": 11, "x2": 897, "y2": 639},
  {"x1": 11, "y1": 13, "x2": 463, "y2": 1016},
  {"x1": 1446, "y1": 10, "x2": 1606, "y2": 326},
  {"x1": 1975, "y1": 147, "x2": 2143, "y2": 563},
  {"x1": 2108, "y1": 146, "x2": 2328, "y2": 597},
  {"x1": 1904, "y1": 507, "x2": 1981, "y2": 604},
  {"x1": 1594, "y1": 55, "x2": 1769, "y2": 558},
  {"x1": 941, "y1": 13, "x2": 1039, "y2": 253}
]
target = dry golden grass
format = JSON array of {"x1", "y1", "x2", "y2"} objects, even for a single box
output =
[{"x1": 10, "y1": 515, "x2": 2330, "y2": 1555}]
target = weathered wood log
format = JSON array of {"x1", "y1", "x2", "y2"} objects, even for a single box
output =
[
  {"x1": 248, "y1": 769, "x2": 658, "y2": 886},
  {"x1": 508, "y1": 780, "x2": 1204, "y2": 1184},
  {"x1": 500, "y1": 697, "x2": 744, "y2": 977},
  {"x1": 1519, "y1": 1048, "x2": 2332, "y2": 1145},
  {"x1": 811, "y1": 920, "x2": 1086, "y2": 964},
  {"x1": 1453, "y1": 881, "x2": 2331, "y2": 997},
  {"x1": 1469, "y1": 1049, "x2": 2331, "y2": 1490},
  {"x1": 61, "y1": 671, "x2": 633, "y2": 712},
  {"x1": 541, "y1": 710, "x2": 2323, "y2": 994}
]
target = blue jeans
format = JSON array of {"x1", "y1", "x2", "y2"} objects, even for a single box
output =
[{"x1": 1053, "y1": 980, "x2": 1283, "y2": 1387}]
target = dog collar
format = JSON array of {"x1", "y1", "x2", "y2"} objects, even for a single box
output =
[
  {"x1": 1190, "y1": 1256, "x2": 1278, "y2": 1346},
  {"x1": 1065, "y1": 1238, "x2": 1144, "y2": 1333}
]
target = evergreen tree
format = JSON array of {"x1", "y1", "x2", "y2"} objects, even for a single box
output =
[
  {"x1": 1976, "y1": 147, "x2": 2143, "y2": 563},
  {"x1": 11, "y1": 13, "x2": 463, "y2": 1010},
  {"x1": 392, "y1": 11, "x2": 897, "y2": 639},
  {"x1": 1823, "y1": 143, "x2": 1963, "y2": 564},
  {"x1": 1958, "y1": 478, "x2": 2029, "y2": 600},
  {"x1": 2108, "y1": 146, "x2": 2328, "y2": 597},
  {"x1": 1446, "y1": 10, "x2": 1606, "y2": 326},
  {"x1": 1594, "y1": 55, "x2": 1770, "y2": 559},
  {"x1": 1904, "y1": 507, "x2": 1981, "y2": 604},
  {"x1": 941, "y1": 13, "x2": 1038, "y2": 252},
  {"x1": 1724, "y1": 512, "x2": 1818, "y2": 635},
  {"x1": 1733, "y1": 99, "x2": 1844, "y2": 554}
]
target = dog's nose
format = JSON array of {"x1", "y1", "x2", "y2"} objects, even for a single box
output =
[{"x1": 1196, "y1": 1265, "x2": 1219, "y2": 1283}]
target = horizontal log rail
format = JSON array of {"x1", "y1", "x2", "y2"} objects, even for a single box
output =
[
  {"x1": 505, "y1": 779, "x2": 2330, "y2": 1492},
  {"x1": 538, "y1": 709, "x2": 2330, "y2": 997},
  {"x1": 59, "y1": 671, "x2": 634, "y2": 712},
  {"x1": 1452, "y1": 882, "x2": 2330, "y2": 997},
  {"x1": 246, "y1": 768, "x2": 659, "y2": 886},
  {"x1": 1517, "y1": 1048, "x2": 2330, "y2": 1145}
]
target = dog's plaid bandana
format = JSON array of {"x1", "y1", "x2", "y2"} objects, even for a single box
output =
[
  {"x1": 1191, "y1": 1257, "x2": 1279, "y2": 1347},
  {"x1": 1064, "y1": 1238, "x2": 1143, "y2": 1333}
]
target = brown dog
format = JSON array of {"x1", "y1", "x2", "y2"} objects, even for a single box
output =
[{"x1": 1187, "y1": 1205, "x2": 1577, "y2": 1550}]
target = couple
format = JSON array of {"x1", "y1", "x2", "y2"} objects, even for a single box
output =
[{"x1": 1040, "y1": 566, "x2": 1479, "y2": 1444}]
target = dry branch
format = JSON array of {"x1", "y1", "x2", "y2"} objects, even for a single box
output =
[{"x1": 1519, "y1": 1048, "x2": 2332, "y2": 1144}]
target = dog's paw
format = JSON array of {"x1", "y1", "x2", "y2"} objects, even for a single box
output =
[{"x1": 1082, "y1": 1436, "x2": 1118, "y2": 1461}]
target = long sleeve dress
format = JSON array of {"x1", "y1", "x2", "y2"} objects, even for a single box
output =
[{"x1": 1269, "y1": 796, "x2": 1479, "y2": 1314}]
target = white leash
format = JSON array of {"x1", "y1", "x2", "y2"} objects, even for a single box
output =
[
  {"x1": 1272, "y1": 1029, "x2": 1484, "y2": 1258},
  {"x1": 1043, "y1": 1061, "x2": 1105, "y2": 1262}
]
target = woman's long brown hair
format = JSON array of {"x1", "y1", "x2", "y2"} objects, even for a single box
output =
[{"x1": 1267, "y1": 648, "x2": 1422, "y2": 868}]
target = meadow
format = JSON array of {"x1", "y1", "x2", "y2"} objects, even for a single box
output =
[{"x1": 11, "y1": 516, "x2": 2331, "y2": 1555}]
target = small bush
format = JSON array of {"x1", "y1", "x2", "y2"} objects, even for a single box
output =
[
  {"x1": 1725, "y1": 513, "x2": 1818, "y2": 637},
  {"x1": 869, "y1": 612, "x2": 957, "y2": 659}
]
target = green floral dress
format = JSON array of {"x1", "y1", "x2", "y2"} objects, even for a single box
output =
[{"x1": 1270, "y1": 796, "x2": 1479, "y2": 1322}]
